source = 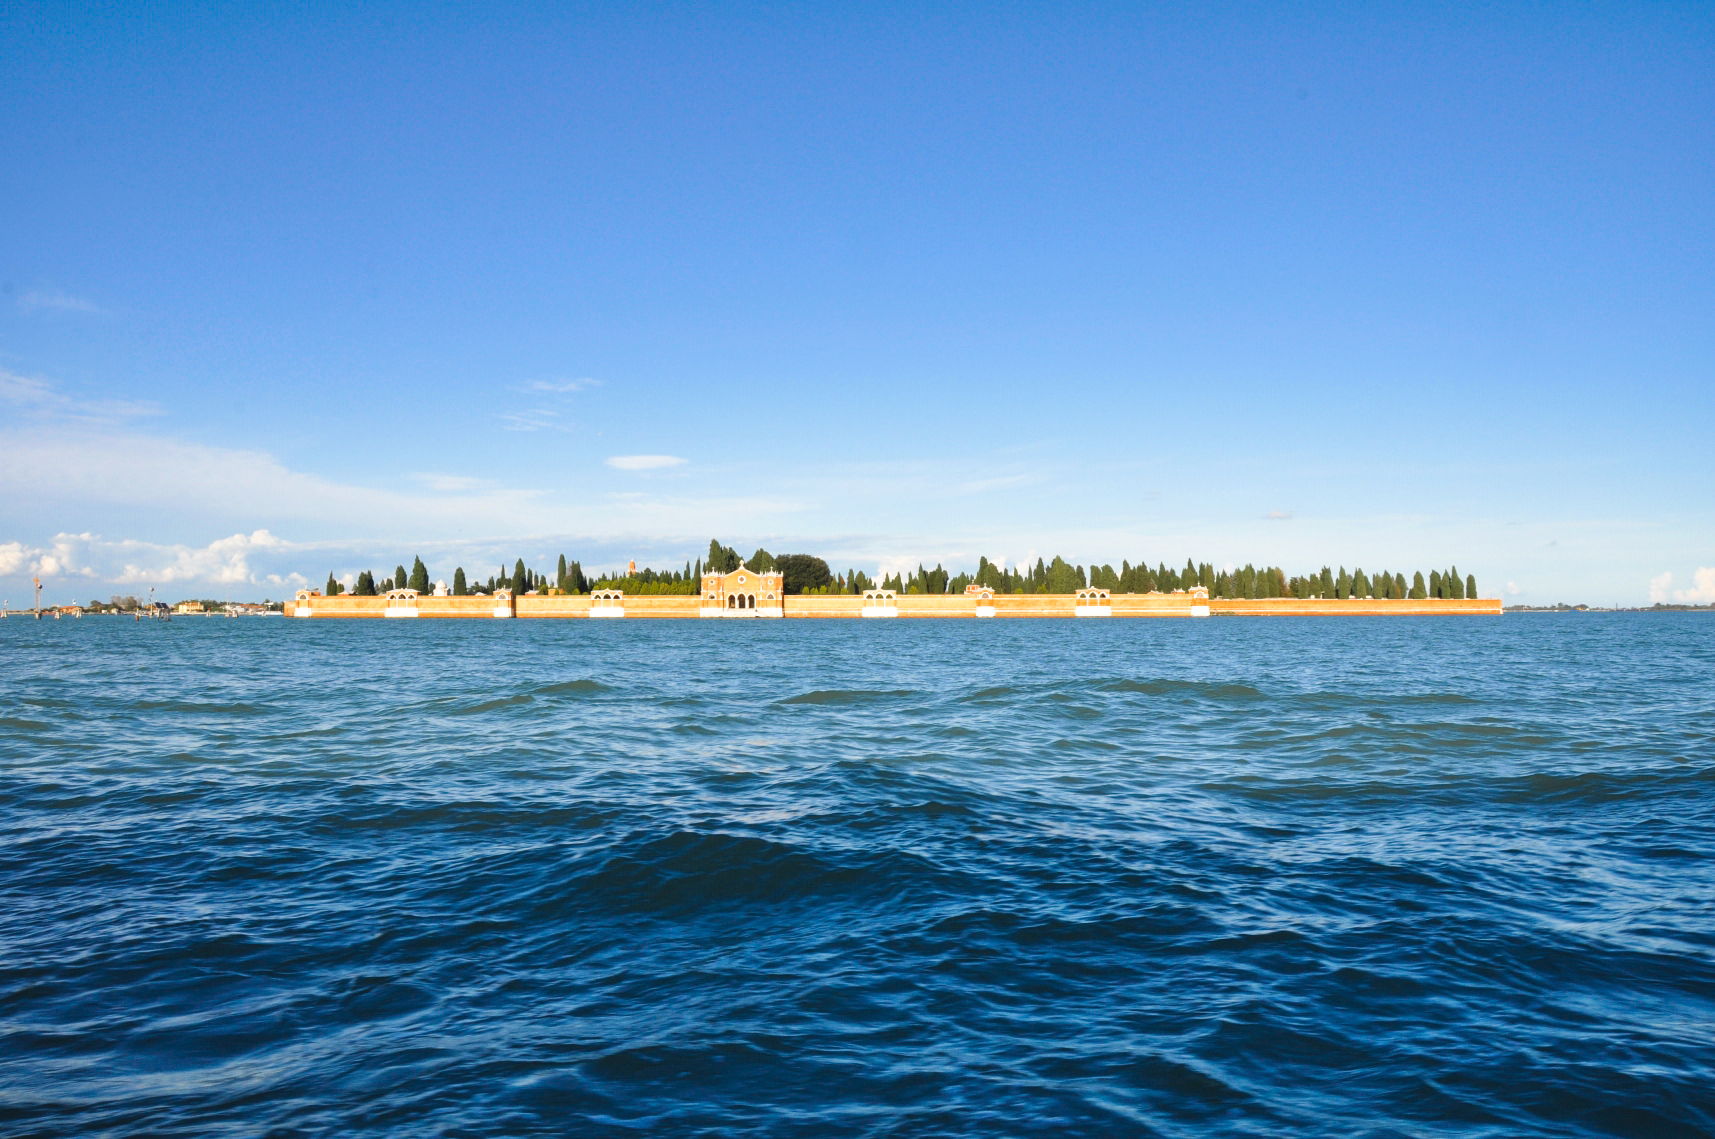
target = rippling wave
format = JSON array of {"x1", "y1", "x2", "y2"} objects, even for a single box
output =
[{"x1": 2, "y1": 614, "x2": 1712, "y2": 1137}]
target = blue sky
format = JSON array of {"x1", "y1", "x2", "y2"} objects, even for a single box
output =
[{"x1": 2, "y1": 2, "x2": 1710, "y2": 605}]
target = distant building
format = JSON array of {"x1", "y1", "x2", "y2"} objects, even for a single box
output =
[
  {"x1": 174, "y1": 601, "x2": 205, "y2": 614},
  {"x1": 700, "y1": 566, "x2": 785, "y2": 617}
]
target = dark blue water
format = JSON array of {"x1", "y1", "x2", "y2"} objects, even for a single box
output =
[{"x1": 2, "y1": 615, "x2": 1711, "y2": 1137}]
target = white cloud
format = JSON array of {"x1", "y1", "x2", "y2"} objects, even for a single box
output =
[
  {"x1": 1652, "y1": 567, "x2": 1715, "y2": 605},
  {"x1": 0, "y1": 423, "x2": 801, "y2": 561},
  {"x1": 17, "y1": 289, "x2": 104, "y2": 315},
  {"x1": 517, "y1": 377, "x2": 601, "y2": 394},
  {"x1": 955, "y1": 473, "x2": 1035, "y2": 495},
  {"x1": 0, "y1": 541, "x2": 33, "y2": 576},
  {"x1": 606, "y1": 454, "x2": 687, "y2": 471},
  {"x1": 0, "y1": 425, "x2": 546, "y2": 532},
  {"x1": 0, "y1": 533, "x2": 100, "y2": 580},
  {"x1": 0, "y1": 531, "x2": 310, "y2": 593},
  {"x1": 110, "y1": 530, "x2": 301, "y2": 586},
  {"x1": 1264, "y1": 511, "x2": 1293, "y2": 520},
  {"x1": 497, "y1": 408, "x2": 567, "y2": 432},
  {"x1": 413, "y1": 472, "x2": 496, "y2": 493},
  {"x1": 0, "y1": 368, "x2": 159, "y2": 423}
]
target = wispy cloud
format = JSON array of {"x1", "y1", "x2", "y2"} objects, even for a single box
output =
[
  {"x1": 413, "y1": 472, "x2": 498, "y2": 493},
  {"x1": 1264, "y1": 510, "x2": 1293, "y2": 521},
  {"x1": 517, "y1": 377, "x2": 601, "y2": 395},
  {"x1": 17, "y1": 289, "x2": 104, "y2": 315},
  {"x1": 955, "y1": 473, "x2": 1036, "y2": 495},
  {"x1": 497, "y1": 408, "x2": 568, "y2": 432},
  {"x1": 606, "y1": 454, "x2": 686, "y2": 471},
  {"x1": 0, "y1": 368, "x2": 159, "y2": 424}
]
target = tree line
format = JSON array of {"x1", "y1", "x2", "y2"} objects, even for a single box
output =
[{"x1": 320, "y1": 543, "x2": 1478, "y2": 601}]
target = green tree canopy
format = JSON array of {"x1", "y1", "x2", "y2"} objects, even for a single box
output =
[
  {"x1": 1045, "y1": 556, "x2": 1082, "y2": 594},
  {"x1": 776, "y1": 554, "x2": 832, "y2": 594}
]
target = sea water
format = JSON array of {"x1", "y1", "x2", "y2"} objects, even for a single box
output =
[{"x1": 1, "y1": 614, "x2": 1711, "y2": 1137}]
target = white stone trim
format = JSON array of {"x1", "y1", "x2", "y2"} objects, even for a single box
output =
[{"x1": 861, "y1": 588, "x2": 898, "y2": 618}]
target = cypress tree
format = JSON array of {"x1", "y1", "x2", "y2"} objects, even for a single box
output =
[
  {"x1": 706, "y1": 540, "x2": 741, "y2": 573},
  {"x1": 1335, "y1": 567, "x2": 1351, "y2": 599},
  {"x1": 1410, "y1": 571, "x2": 1427, "y2": 600},
  {"x1": 325, "y1": 573, "x2": 338, "y2": 595},
  {"x1": 512, "y1": 559, "x2": 527, "y2": 595},
  {"x1": 1045, "y1": 556, "x2": 1080, "y2": 594},
  {"x1": 1353, "y1": 568, "x2": 1370, "y2": 598},
  {"x1": 453, "y1": 567, "x2": 467, "y2": 596},
  {"x1": 557, "y1": 554, "x2": 568, "y2": 591},
  {"x1": 409, "y1": 556, "x2": 429, "y2": 594},
  {"x1": 1448, "y1": 566, "x2": 1465, "y2": 600},
  {"x1": 1430, "y1": 570, "x2": 1443, "y2": 598},
  {"x1": 1467, "y1": 573, "x2": 1477, "y2": 598}
]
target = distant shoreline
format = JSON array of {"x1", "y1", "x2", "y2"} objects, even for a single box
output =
[{"x1": 282, "y1": 589, "x2": 1503, "y2": 620}]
